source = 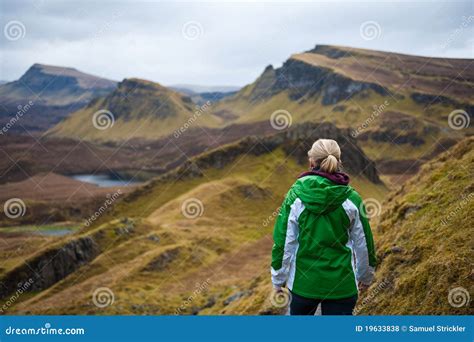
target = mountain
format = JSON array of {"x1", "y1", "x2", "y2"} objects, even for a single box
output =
[
  {"x1": 211, "y1": 45, "x2": 473, "y2": 173},
  {"x1": 47, "y1": 78, "x2": 223, "y2": 141},
  {"x1": 47, "y1": 45, "x2": 472, "y2": 176},
  {"x1": 0, "y1": 64, "x2": 117, "y2": 133},
  {"x1": 0, "y1": 122, "x2": 387, "y2": 314},
  {"x1": 170, "y1": 85, "x2": 238, "y2": 106},
  {"x1": 170, "y1": 84, "x2": 241, "y2": 94}
]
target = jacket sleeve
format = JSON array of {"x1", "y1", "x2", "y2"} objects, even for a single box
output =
[
  {"x1": 270, "y1": 188, "x2": 300, "y2": 288},
  {"x1": 348, "y1": 196, "x2": 377, "y2": 285}
]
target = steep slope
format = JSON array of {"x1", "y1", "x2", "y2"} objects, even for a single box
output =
[
  {"x1": 0, "y1": 64, "x2": 116, "y2": 133},
  {"x1": 48, "y1": 78, "x2": 223, "y2": 141},
  {"x1": 356, "y1": 137, "x2": 473, "y2": 315},
  {"x1": 213, "y1": 45, "x2": 473, "y2": 174},
  {"x1": 0, "y1": 122, "x2": 387, "y2": 314}
]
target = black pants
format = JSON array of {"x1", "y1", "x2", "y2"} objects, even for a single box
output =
[{"x1": 289, "y1": 291, "x2": 357, "y2": 315}]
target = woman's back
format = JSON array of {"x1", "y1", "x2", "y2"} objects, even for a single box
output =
[{"x1": 270, "y1": 139, "x2": 376, "y2": 315}]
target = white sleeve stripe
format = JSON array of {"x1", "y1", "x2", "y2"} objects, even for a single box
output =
[
  {"x1": 342, "y1": 199, "x2": 374, "y2": 285},
  {"x1": 271, "y1": 198, "x2": 304, "y2": 288}
]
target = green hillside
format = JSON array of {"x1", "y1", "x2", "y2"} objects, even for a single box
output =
[
  {"x1": 48, "y1": 78, "x2": 223, "y2": 141},
  {"x1": 212, "y1": 45, "x2": 472, "y2": 169},
  {"x1": 357, "y1": 137, "x2": 473, "y2": 315},
  {"x1": 0, "y1": 123, "x2": 387, "y2": 315}
]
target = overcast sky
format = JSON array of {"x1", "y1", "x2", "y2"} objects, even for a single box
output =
[{"x1": 0, "y1": 0, "x2": 472, "y2": 87}]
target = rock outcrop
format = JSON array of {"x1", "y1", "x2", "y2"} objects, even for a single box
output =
[
  {"x1": 0, "y1": 236, "x2": 99, "y2": 300},
  {"x1": 249, "y1": 59, "x2": 387, "y2": 105},
  {"x1": 160, "y1": 122, "x2": 381, "y2": 184}
]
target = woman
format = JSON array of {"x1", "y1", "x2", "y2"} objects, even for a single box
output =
[{"x1": 271, "y1": 139, "x2": 376, "y2": 315}]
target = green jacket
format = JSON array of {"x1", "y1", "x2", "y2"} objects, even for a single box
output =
[{"x1": 271, "y1": 174, "x2": 376, "y2": 299}]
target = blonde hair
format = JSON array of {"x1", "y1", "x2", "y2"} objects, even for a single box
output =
[{"x1": 307, "y1": 139, "x2": 341, "y2": 173}]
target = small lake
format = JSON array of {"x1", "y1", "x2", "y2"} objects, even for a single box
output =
[
  {"x1": 35, "y1": 228, "x2": 74, "y2": 236},
  {"x1": 71, "y1": 174, "x2": 141, "y2": 187}
]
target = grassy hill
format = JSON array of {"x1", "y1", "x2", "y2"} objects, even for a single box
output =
[
  {"x1": 1, "y1": 127, "x2": 471, "y2": 315},
  {"x1": 356, "y1": 137, "x2": 473, "y2": 315},
  {"x1": 212, "y1": 45, "x2": 472, "y2": 172},
  {"x1": 48, "y1": 78, "x2": 223, "y2": 141},
  {"x1": 0, "y1": 122, "x2": 387, "y2": 315}
]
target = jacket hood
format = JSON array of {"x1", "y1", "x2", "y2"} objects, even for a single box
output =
[
  {"x1": 299, "y1": 169, "x2": 350, "y2": 185},
  {"x1": 292, "y1": 174, "x2": 353, "y2": 215}
]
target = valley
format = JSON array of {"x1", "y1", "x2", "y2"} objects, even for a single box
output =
[{"x1": 0, "y1": 44, "x2": 472, "y2": 315}]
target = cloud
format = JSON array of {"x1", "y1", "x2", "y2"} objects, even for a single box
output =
[{"x1": 0, "y1": 0, "x2": 472, "y2": 86}]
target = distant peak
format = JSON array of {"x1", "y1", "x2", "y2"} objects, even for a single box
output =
[
  {"x1": 18, "y1": 63, "x2": 117, "y2": 90},
  {"x1": 263, "y1": 64, "x2": 274, "y2": 72},
  {"x1": 28, "y1": 63, "x2": 78, "y2": 73},
  {"x1": 306, "y1": 45, "x2": 347, "y2": 59},
  {"x1": 119, "y1": 78, "x2": 165, "y2": 91}
]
